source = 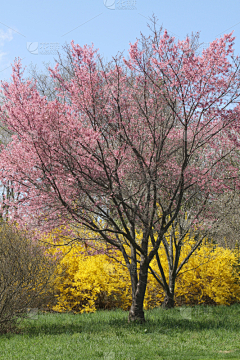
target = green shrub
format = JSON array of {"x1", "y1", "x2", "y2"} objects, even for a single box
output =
[{"x1": 0, "y1": 221, "x2": 58, "y2": 333}]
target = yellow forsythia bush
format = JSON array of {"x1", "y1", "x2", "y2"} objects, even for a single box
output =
[
  {"x1": 42, "y1": 225, "x2": 240, "y2": 313},
  {"x1": 144, "y1": 238, "x2": 240, "y2": 309},
  {"x1": 42, "y1": 226, "x2": 132, "y2": 313},
  {"x1": 50, "y1": 246, "x2": 132, "y2": 313}
]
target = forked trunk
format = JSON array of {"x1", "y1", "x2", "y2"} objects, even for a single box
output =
[{"x1": 128, "y1": 260, "x2": 148, "y2": 323}]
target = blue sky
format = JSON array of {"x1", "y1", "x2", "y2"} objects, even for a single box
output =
[{"x1": 0, "y1": 0, "x2": 240, "y2": 81}]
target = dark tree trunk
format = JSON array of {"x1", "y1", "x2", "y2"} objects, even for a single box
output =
[
  {"x1": 161, "y1": 269, "x2": 176, "y2": 309},
  {"x1": 162, "y1": 276, "x2": 175, "y2": 309},
  {"x1": 128, "y1": 259, "x2": 148, "y2": 323},
  {"x1": 162, "y1": 292, "x2": 175, "y2": 309},
  {"x1": 128, "y1": 301, "x2": 145, "y2": 323}
]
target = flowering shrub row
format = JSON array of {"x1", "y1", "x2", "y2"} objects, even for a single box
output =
[{"x1": 43, "y1": 227, "x2": 240, "y2": 313}]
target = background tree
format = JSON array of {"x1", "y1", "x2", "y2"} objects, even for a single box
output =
[
  {"x1": 0, "y1": 107, "x2": 19, "y2": 221},
  {"x1": 0, "y1": 17, "x2": 240, "y2": 322},
  {"x1": 202, "y1": 147, "x2": 240, "y2": 251}
]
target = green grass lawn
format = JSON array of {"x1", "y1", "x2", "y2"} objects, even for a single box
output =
[{"x1": 0, "y1": 304, "x2": 240, "y2": 360}]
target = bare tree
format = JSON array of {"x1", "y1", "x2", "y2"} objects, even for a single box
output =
[{"x1": 0, "y1": 221, "x2": 60, "y2": 333}]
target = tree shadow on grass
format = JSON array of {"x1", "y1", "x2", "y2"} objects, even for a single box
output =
[{"x1": 10, "y1": 308, "x2": 239, "y2": 338}]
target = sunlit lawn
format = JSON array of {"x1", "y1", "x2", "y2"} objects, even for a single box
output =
[{"x1": 0, "y1": 304, "x2": 240, "y2": 360}]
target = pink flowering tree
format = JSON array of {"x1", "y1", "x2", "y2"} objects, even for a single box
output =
[{"x1": 0, "y1": 21, "x2": 240, "y2": 322}]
